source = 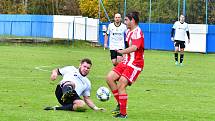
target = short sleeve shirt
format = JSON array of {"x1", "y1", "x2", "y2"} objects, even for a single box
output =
[
  {"x1": 59, "y1": 66, "x2": 91, "y2": 97},
  {"x1": 107, "y1": 23, "x2": 127, "y2": 50},
  {"x1": 124, "y1": 26, "x2": 144, "y2": 71},
  {"x1": 172, "y1": 21, "x2": 189, "y2": 41}
]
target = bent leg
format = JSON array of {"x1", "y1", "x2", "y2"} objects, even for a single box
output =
[
  {"x1": 106, "y1": 70, "x2": 120, "y2": 106},
  {"x1": 106, "y1": 71, "x2": 120, "y2": 91},
  {"x1": 73, "y1": 100, "x2": 87, "y2": 112}
]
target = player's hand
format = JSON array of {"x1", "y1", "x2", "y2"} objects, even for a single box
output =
[
  {"x1": 104, "y1": 44, "x2": 108, "y2": 49},
  {"x1": 171, "y1": 37, "x2": 174, "y2": 41},
  {"x1": 115, "y1": 49, "x2": 121, "y2": 54},
  {"x1": 93, "y1": 106, "x2": 106, "y2": 112},
  {"x1": 96, "y1": 107, "x2": 106, "y2": 112},
  {"x1": 188, "y1": 39, "x2": 190, "y2": 44}
]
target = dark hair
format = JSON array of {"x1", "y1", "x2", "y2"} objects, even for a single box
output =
[
  {"x1": 81, "y1": 58, "x2": 92, "y2": 65},
  {"x1": 126, "y1": 11, "x2": 139, "y2": 24}
]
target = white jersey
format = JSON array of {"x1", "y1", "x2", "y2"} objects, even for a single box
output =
[
  {"x1": 58, "y1": 66, "x2": 91, "y2": 97},
  {"x1": 107, "y1": 22, "x2": 127, "y2": 50},
  {"x1": 172, "y1": 21, "x2": 189, "y2": 41}
]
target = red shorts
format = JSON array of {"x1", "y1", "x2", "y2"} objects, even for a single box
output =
[{"x1": 113, "y1": 62, "x2": 142, "y2": 85}]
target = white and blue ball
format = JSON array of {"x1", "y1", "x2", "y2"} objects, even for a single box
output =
[{"x1": 96, "y1": 86, "x2": 111, "y2": 102}]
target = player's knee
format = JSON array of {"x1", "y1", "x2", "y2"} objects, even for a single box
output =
[
  {"x1": 118, "y1": 78, "x2": 128, "y2": 91},
  {"x1": 73, "y1": 100, "x2": 87, "y2": 112}
]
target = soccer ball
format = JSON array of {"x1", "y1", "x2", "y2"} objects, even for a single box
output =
[{"x1": 96, "y1": 86, "x2": 111, "y2": 102}]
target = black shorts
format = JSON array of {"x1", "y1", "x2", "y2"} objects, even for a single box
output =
[
  {"x1": 110, "y1": 50, "x2": 123, "y2": 60},
  {"x1": 55, "y1": 84, "x2": 81, "y2": 106},
  {"x1": 174, "y1": 40, "x2": 185, "y2": 49}
]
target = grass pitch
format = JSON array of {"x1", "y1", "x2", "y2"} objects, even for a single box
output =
[{"x1": 0, "y1": 41, "x2": 215, "y2": 121}]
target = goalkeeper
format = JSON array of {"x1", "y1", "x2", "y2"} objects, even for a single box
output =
[{"x1": 44, "y1": 58, "x2": 105, "y2": 112}]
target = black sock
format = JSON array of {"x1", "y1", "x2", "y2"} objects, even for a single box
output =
[
  {"x1": 180, "y1": 54, "x2": 184, "y2": 63},
  {"x1": 174, "y1": 53, "x2": 178, "y2": 62},
  {"x1": 55, "y1": 104, "x2": 73, "y2": 111}
]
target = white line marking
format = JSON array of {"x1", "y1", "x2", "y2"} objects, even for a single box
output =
[{"x1": 35, "y1": 66, "x2": 51, "y2": 72}]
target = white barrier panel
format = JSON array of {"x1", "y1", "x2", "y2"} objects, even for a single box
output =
[
  {"x1": 53, "y1": 15, "x2": 98, "y2": 42},
  {"x1": 74, "y1": 17, "x2": 86, "y2": 40},
  {"x1": 185, "y1": 24, "x2": 207, "y2": 53},
  {"x1": 53, "y1": 15, "x2": 75, "y2": 39},
  {"x1": 86, "y1": 18, "x2": 99, "y2": 41}
]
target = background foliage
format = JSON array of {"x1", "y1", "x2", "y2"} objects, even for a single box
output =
[{"x1": 0, "y1": 0, "x2": 214, "y2": 24}]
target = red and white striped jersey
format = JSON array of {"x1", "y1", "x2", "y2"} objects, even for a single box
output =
[{"x1": 124, "y1": 26, "x2": 144, "y2": 70}]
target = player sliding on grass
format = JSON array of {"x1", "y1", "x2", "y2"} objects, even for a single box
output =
[
  {"x1": 171, "y1": 14, "x2": 190, "y2": 66},
  {"x1": 44, "y1": 58, "x2": 105, "y2": 112},
  {"x1": 106, "y1": 11, "x2": 144, "y2": 119}
]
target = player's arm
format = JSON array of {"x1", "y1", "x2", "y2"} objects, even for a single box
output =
[
  {"x1": 104, "y1": 33, "x2": 108, "y2": 48},
  {"x1": 171, "y1": 28, "x2": 175, "y2": 41},
  {"x1": 186, "y1": 31, "x2": 190, "y2": 43},
  {"x1": 117, "y1": 45, "x2": 137, "y2": 54},
  {"x1": 83, "y1": 96, "x2": 105, "y2": 111},
  {"x1": 104, "y1": 25, "x2": 110, "y2": 48},
  {"x1": 118, "y1": 37, "x2": 143, "y2": 54},
  {"x1": 50, "y1": 68, "x2": 61, "y2": 81}
]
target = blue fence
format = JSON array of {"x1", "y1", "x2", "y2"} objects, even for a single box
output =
[
  {"x1": 99, "y1": 22, "x2": 215, "y2": 53},
  {"x1": 0, "y1": 14, "x2": 53, "y2": 38},
  {"x1": 207, "y1": 25, "x2": 215, "y2": 53},
  {"x1": 0, "y1": 14, "x2": 214, "y2": 53}
]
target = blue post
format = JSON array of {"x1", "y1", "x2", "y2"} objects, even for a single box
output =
[
  {"x1": 149, "y1": 0, "x2": 152, "y2": 49},
  {"x1": 205, "y1": 0, "x2": 208, "y2": 25},
  {"x1": 10, "y1": 21, "x2": 13, "y2": 36},
  {"x1": 205, "y1": 0, "x2": 208, "y2": 54},
  {"x1": 100, "y1": 0, "x2": 110, "y2": 22},
  {"x1": 68, "y1": 22, "x2": 71, "y2": 45},
  {"x1": 124, "y1": 0, "x2": 127, "y2": 19},
  {"x1": 183, "y1": 0, "x2": 186, "y2": 16},
  {"x1": 178, "y1": 0, "x2": 180, "y2": 20},
  {"x1": 98, "y1": 0, "x2": 100, "y2": 20},
  {"x1": 85, "y1": 17, "x2": 87, "y2": 41},
  {"x1": 72, "y1": 18, "x2": 75, "y2": 44}
]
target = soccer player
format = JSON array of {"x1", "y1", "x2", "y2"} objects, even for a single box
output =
[
  {"x1": 104, "y1": 13, "x2": 127, "y2": 66},
  {"x1": 44, "y1": 58, "x2": 105, "y2": 112},
  {"x1": 171, "y1": 14, "x2": 190, "y2": 66},
  {"x1": 106, "y1": 11, "x2": 144, "y2": 118}
]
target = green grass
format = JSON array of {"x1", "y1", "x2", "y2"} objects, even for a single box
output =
[{"x1": 0, "y1": 41, "x2": 215, "y2": 121}]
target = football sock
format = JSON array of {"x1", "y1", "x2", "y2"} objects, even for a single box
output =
[
  {"x1": 119, "y1": 94, "x2": 128, "y2": 115},
  {"x1": 174, "y1": 53, "x2": 178, "y2": 62},
  {"x1": 112, "y1": 89, "x2": 119, "y2": 104},
  {"x1": 180, "y1": 54, "x2": 184, "y2": 63},
  {"x1": 55, "y1": 104, "x2": 73, "y2": 111}
]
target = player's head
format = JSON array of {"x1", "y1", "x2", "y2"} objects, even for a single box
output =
[
  {"x1": 124, "y1": 11, "x2": 139, "y2": 29},
  {"x1": 114, "y1": 13, "x2": 122, "y2": 24},
  {"x1": 179, "y1": 15, "x2": 185, "y2": 23},
  {"x1": 79, "y1": 58, "x2": 92, "y2": 76}
]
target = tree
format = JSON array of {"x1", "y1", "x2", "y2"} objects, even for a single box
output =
[
  {"x1": 0, "y1": 0, "x2": 26, "y2": 14},
  {"x1": 0, "y1": 0, "x2": 213, "y2": 24},
  {"x1": 79, "y1": 0, "x2": 123, "y2": 22}
]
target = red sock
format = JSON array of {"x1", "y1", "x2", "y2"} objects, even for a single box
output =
[
  {"x1": 119, "y1": 94, "x2": 128, "y2": 115},
  {"x1": 112, "y1": 89, "x2": 119, "y2": 104}
]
